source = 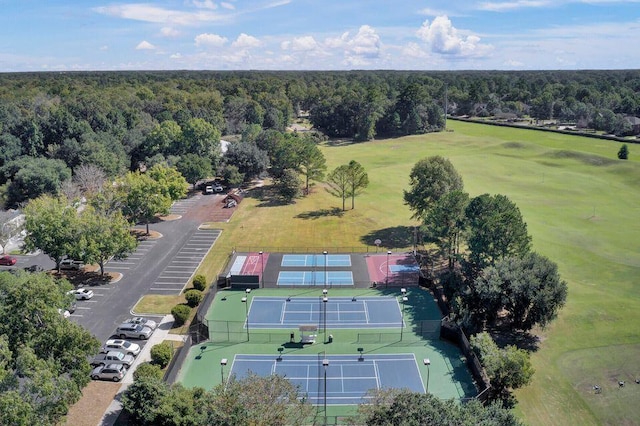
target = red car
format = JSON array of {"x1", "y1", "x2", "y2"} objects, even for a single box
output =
[{"x1": 0, "y1": 255, "x2": 17, "y2": 266}]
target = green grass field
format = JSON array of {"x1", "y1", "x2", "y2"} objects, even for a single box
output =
[{"x1": 192, "y1": 120, "x2": 639, "y2": 425}]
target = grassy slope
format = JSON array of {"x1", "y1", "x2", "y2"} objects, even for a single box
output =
[{"x1": 195, "y1": 121, "x2": 639, "y2": 425}]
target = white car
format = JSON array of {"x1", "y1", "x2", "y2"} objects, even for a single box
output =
[
  {"x1": 58, "y1": 308, "x2": 71, "y2": 318},
  {"x1": 101, "y1": 339, "x2": 141, "y2": 356},
  {"x1": 67, "y1": 288, "x2": 94, "y2": 300},
  {"x1": 124, "y1": 317, "x2": 157, "y2": 330}
]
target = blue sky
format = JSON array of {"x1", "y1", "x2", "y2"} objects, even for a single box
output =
[{"x1": 1, "y1": 0, "x2": 639, "y2": 71}]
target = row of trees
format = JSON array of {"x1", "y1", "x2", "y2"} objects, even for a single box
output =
[
  {"x1": 121, "y1": 372, "x2": 521, "y2": 426},
  {"x1": 22, "y1": 163, "x2": 188, "y2": 273},
  {"x1": 404, "y1": 156, "x2": 568, "y2": 400},
  {"x1": 0, "y1": 271, "x2": 100, "y2": 425}
]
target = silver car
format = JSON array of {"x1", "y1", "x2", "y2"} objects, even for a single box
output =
[
  {"x1": 115, "y1": 323, "x2": 153, "y2": 340},
  {"x1": 125, "y1": 317, "x2": 158, "y2": 330},
  {"x1": 91, "y1": 363, "x2": 126, "y2": 382}
]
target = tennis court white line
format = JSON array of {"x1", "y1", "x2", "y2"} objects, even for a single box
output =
[
  {"x1": 279, "y1": 300, "x2": 286, "y2": 323},
  {"x1": 364, "y1": 300, "x2": 370, "y2": 323},
  {"x1": 373, "y1": 361, "x2": 381, "y2": 389}
]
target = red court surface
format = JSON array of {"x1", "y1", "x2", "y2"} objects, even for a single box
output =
[
  {"x1": 239, "y1": 252, "x2": 269, "y2": 280},
  {"x1": 365, "y1": 253, "x2": 420, "y2": 286}
]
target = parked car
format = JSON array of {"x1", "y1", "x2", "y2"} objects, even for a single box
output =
[
  {"x1": 60, "y1": 259, "x2": 84, "y2": 270},
  {"x1": 91, "y1": 363, "x2": 126, "y2": 382},
  {"x1": 124, "y1": 317, "x2": 158, "y2": 330},
  {"x1": 67, "y1": 288, "x2": 94, "y2": 300},
  {"x1": 115, "y1": 323, "x2": 153, "y2": 340},
  {"x1": 90, "y1": 350, "x2": 135, "y2": 367},
  {"x1": 101, "y1": 339, "x2": 141, "y2": 357},
  {"x1": 213, "y1": 184, "x2": 224, "y2": 192},
  {"x1": 58, "y1": 308, "x2": 71, "y2": 318},
  {"x1": 204, "y1": 185, "x2": 214, "y2": 194},
  {"x1": 0, "y1": 255, "x2": 17, "y2": 266}
]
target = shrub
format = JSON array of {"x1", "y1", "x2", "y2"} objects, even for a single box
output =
[
  {"x1": 171, "y1": 304, "x2": 191, "y2": 327},
  {"x1": 184, "y1": 289, "x2": 203, "y2": 308},
  {"x1": 150, "y1": 342, "x2": 173, "y2": 368},
  {"x1": 133, "y1": 362, "x2": 164, "y2": 381},
  {"x1": 192, "y1": 274, "x2": 207, "y2": 291}
]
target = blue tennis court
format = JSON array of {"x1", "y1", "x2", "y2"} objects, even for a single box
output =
[
  {"x1": 277, "y1": 271, "x2": 353, "y2": 286},
  {"x1": 247, "y1": 296, "x2": 403, "y2": 328},
  {"x1": 229, "y1": 354, "x2": 425, "y2": 405},
  {"x1": 281, "y1": 254, "x2": 352, "y2": 267}
]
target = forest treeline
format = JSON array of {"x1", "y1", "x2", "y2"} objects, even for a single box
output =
[{"x1": 1, "y1": 70, "x2": 639, "y2": 207}]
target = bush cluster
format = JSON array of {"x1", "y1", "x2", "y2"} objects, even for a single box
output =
[
  {"x1": 184, "y1": 289, "x2": 203, "y2": 308},
  {"x1": 192, "y1": 275, "x2": 207, "y2": 291},
  {"x1": 150, "y1": 342, "x2": 174, "y2": 368},
  {"x1": 171, "y1": 304, "x2": 191, "y2": 327}
]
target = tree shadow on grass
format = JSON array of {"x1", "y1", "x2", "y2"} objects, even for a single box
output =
[
  {"x1": 360, "y1": 226, "x2": 415, "y2": 249},
  {"x1": 296, "y1": 207, "x2": 344, "y2": 220},
  {"x1": 488, "y1": 327, "x2": 541, "y2": 352}
]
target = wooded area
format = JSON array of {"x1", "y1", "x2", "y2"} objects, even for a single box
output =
[{"x1": 1, "y1": 70, "x2": 639, "y2": 207}]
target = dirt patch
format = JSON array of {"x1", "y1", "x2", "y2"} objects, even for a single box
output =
[
  {"x1": 158, "y1": 214, "x2": 181, "y2": 222},
  {"x1": 64, "y1": 381, "x2": 121, "y2": 426},
  {"x1": 53, "y1": 268, "x2": 121, "y2": 287},
  {"x1": 131, "y1": 229, "x2": 163, "y2": 240}
]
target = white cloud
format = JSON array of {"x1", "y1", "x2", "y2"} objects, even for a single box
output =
[
  {"x1": 231, "y1": 33, "x2": 261, "y2": 48},
  {"x1": 416, "y1": 16, "x2": 492, "y2": 56},
  {"x1": 289, "y1": 36, "x2": 319, "y2": 51},
  {"x1": 99, "y1": 45, "x2": 109, "y2": 51},
  {"x1": 192, "y1": 0, "x2": 217, "y2": 9},
  {"x1": 135, "y1": 40, "x2": 156, "y2": 50},
  {"x1": 221, "y1": 2, "x2": 235, "y2": 9},
  {"x1": 325, "y1": 25, "x2": 381, "y2": 65},
  {"x1": 477, "y1": 1, "x2": 551, "y2": 12},
  {"x1": 170, "y1": 53, "x2": 182, "y2": 59},
  {"x1": 94, "y1": 4, "x2": 228, "y2": 26},
  {"x1": 195, "y1": 33, "x2": 228, "y2": 47},
  {"x1": 161, "y1": 27, "x2": 180, "y2": 37}
]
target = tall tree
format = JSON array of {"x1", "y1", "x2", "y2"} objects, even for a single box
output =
[
  {"x1": 75, "y1": 206, "x2": 137, "y2": 276},
  {"x1": 472, "y1": 253, "x2": 568, "y2": 330},
  {"x1": 5, "y1": 157, "x2": 72, "y2": 208},
  {"x1": 353, "y1": 388, "x2": 523, "y2": 426},
  {"x1": 404, "y1": 156, "x2": 464, "y2": 222},
  {"x1": 0, "y1": 271, "x2": 100, "y2": 424},
  {"x1": 471, "y1": 332, "x2": 534, "y2": 400},
  {"x1": 146, "y1": 164, "x2": 189, "y2": 201},
  {"x1": 224, "y1": 142, "x2": 269, "y2": 180},
  {"x1": 72, "y1": 163, "x2": 107, "y2": 197},
  {"x1": 345, "y1": 160, "x2": 369, "y2": 209},
  {"x1": 274, "y1": 168, "x2": 302, "y2": 203},
  {"x1": 23, "y1": 195, "x2": 79, "y2": 269},
  {"x1": 176, "y1": 153, "x2": 213, "y2": 188},
  {"x1": 298, "y1": 138, "x2": 326, "y2": 194},
  {"x1": 119, "y1": 172, "x2": 172, "y2": 235},
  {"x1": 423, "y1": 190, "x2": 469, "y2": 270},
  {"x1": 326, "y1": 164, "x2": 350, "y2": 211},
  {"x1": 465, "y1": 194, "x2": 531, "y2": 270}
]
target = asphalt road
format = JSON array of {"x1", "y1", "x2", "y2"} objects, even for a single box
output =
[{"x1": 4, "y1": 193, "x2": 223, "y2": 343}]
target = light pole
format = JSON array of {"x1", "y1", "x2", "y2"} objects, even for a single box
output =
[
  {"x1": 220, "y1": 358, "x2": 227, "y2": 384},
  {"x1": 323, "y1": 296, "x2": 328, "y2": 340},
  {"x1": 423, "y1": 358, "x2": 431, "y2": 393},
  {"x1": 323, "y1": 251, "x2": 328, "y2": 287},
  {"x1": 242, "y1": 288, "x2": 251, "y2": 341},
  {"x1": 322, "y1": 358, "x2": 329, "y2": 424},
  {"x1": 386, "y1": 250, "x2": 391, "y2": 288},
  {"x1": 259, "y1": 251, "x2": 264, "y2": 288},
  {"x1": 400, "y1": 295, "x2": 408, "y2": 341}
]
